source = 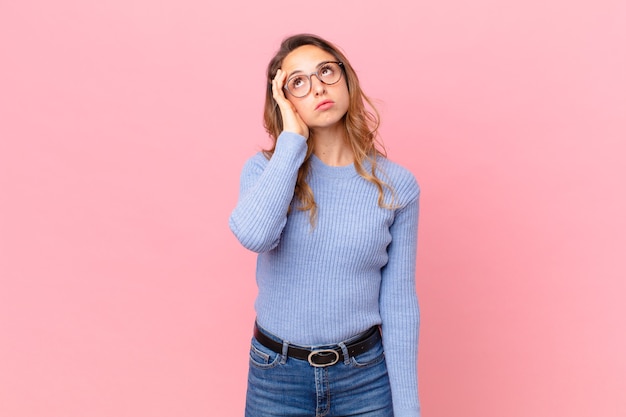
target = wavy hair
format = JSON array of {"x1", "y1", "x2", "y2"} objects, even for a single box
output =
[{"x1": 263, "y1": 34, "x2": 393, "y2": 223}]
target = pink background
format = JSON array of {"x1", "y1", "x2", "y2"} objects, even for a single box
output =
[{"x1": 1, "y1": 1, "x2": 625, "y2": 416}]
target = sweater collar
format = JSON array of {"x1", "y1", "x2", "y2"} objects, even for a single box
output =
[{"x1": 309, "y1": 154, "x2": 359, "y2": 179}]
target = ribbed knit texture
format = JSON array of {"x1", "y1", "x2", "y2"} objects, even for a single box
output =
[{"x1": 229, "y1": 131, "x2": 421, "y2": 417}]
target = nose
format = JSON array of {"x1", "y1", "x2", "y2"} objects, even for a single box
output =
[{"x1": 310, "y1": 74, "x2": 326, "y2": 95}]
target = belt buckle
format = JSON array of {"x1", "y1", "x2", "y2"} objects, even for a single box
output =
[{"x1": 307, "y1": 349, "x2": 340, "y2": 367}]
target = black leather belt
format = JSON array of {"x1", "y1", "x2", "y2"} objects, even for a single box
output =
[{"x1": 253, "y1": 323, "x2": 381, "y2": 367}]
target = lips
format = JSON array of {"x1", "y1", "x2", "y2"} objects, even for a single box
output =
[{"x1": 315, "y1": 100, "x2": 334, "y2": 110}]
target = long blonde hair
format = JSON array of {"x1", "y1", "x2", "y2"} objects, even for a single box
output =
[{"x1": 263, "y1": 34, "x2": 393, "y2": 223}]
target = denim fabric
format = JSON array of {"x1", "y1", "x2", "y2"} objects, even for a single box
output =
[{"x1": 245, "y1": 327, "x2": 393, "y2": 417}]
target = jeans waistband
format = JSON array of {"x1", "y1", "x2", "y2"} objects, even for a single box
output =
[{"x1": 253, "y1": 322, "x2": 381, "y2": 367}]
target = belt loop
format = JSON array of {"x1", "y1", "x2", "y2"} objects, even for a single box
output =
[
  {"x1": 280, "y1": 340, "x2": 289, "y2": 365},
  {"x1": 338, "y1": 342, "x2": 350, "y2": 365}
]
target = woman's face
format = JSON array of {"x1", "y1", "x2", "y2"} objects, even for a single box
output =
[{"x1": 280, "y1": 45, "x2": 350, "y2": 132}]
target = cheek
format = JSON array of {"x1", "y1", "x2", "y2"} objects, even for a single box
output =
[
  {"x1": 338, "y1": 90, "x2": 350, "y2": 113},
  {"x1": 336, "y1": 84, "x2": 350, "y2": 106},
  {"x1": 290, "y1": 98, "x2": 312, "y2": 118}
]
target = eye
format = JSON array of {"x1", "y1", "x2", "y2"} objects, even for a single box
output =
[
  {"x1": 319, "y1": 64, "x2": 335, "y2": 78},
  {"x1": 288, "y1": 76, "x2": 306, "y2": 90}
]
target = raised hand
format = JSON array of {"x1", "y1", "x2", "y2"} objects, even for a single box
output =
[{"x1": 272, "y1": 69, "x2": 309, "y2": 139}]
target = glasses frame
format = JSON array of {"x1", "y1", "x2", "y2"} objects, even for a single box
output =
[{"x1": 283, "y1": 61, "x2": 345, "y2": 98}]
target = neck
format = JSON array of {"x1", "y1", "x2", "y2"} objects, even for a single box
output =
[{"x1": 311, "y1": 124, "x2": 354, "y2": 166}]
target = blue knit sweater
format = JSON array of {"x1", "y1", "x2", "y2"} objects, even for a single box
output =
[{"x1": 229, "y1": 132, "x2": 421, "y2": 417}]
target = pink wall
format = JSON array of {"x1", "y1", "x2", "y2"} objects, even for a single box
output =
[{"x1": 1, "y1": 1, "x2": 624, "y2": 416}]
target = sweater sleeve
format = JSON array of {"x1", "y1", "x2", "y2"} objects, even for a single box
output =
[
  {"x1": 229, "y1": 132, "x2": 308, "y2": 253},
  {"x1": 379, "y1": 177, "x2": 421, "y2": 417}
]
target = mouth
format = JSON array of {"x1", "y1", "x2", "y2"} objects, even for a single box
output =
[{"x1": 315, "y1": 100, "x2": 334, "y2": 110}]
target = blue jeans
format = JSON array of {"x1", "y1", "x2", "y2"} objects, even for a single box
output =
[{"x1": 245, "y1": 325, "x2": 393, "y2": 417}]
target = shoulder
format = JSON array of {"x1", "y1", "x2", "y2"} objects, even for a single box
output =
[{"x1": 375, "y1": 156, "x2": 420, "y2": 203}]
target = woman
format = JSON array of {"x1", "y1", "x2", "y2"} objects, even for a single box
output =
[{"x1": 229, "y1": 34, "x2": 421, "y2": 417}]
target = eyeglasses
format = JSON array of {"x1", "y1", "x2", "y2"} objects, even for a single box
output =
[{"x1": 283, "y1": 61, "x2": 344, "y2": 98}]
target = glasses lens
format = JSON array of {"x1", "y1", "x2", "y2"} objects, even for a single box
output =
[
  {"x1": 287, "y1": 75, "x2": 310, "y2": 98},
  {"x1": 318, "y1": 62, "x2": 342, "y2": 85}
]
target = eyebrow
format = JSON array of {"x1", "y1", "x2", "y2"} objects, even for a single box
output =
[{"x1": 287, "y1": 61, "x2": 335, "y2": 78}]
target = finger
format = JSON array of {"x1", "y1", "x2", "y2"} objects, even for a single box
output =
[{"x1": 272, "y1": 70, "x2": 288, "y2": 104}]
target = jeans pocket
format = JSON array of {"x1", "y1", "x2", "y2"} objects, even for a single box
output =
[
  {"x1": 249, "y1": 337, "x2": 282, "y2": 369},
  {"x1": 350, "y1": 339, "x2": 385, "y2": 368}
]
